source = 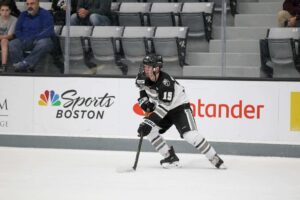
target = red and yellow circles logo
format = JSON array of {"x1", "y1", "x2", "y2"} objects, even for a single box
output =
[{"x1": 133, "y1": 103, "x2": 148, "y2": 116}]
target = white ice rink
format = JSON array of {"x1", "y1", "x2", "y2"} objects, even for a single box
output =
[{"x1": 0, "y1": 147, "x2": 300, "y2": 200}]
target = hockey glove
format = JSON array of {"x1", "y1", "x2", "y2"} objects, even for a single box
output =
[
  {"x1": 137, "y1": 119, "x2": 156, "y2": 137},
  {"x1": 138, "y1": 97, "x2": 155, "y2": 112}
]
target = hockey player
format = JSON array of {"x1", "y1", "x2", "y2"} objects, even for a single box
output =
[{"x1": 136, "y1": 54, "x2": 225, "y2": 169}]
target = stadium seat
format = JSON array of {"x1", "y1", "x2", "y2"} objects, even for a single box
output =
[
  {"x1": 117, "y1": 2, "x2": 151, "y2": 26},
  {"x1": 267, "y1": 28, "x2": 299, "y2": 65},
  {"x1": 90, "y1": 26, "x2": 128, "y2": 75},
  {"x1": 90, "y1": 26, "x2": 124, "y2": 62},
  {"x1": 121, "y1": 26, "x2": 156, "y2": 62},
  {"x1": 179, "y1": 2, "x2": 214, "y2": 41},
  {"x1": 265, "y1": 28, "x2": 300, "y2": 77},
  {"x1": 148, "y1": 2, "x2": 182, "y2": 26},
  {"x1": 153, "y1": 26, "x2": 189, "y2": 67},
  {"x1": 59, "y1": 26, "x2": 93, "y2": 61},
  {"x1": 267, "y1": 28, "x2": 300, "y2": 40}
]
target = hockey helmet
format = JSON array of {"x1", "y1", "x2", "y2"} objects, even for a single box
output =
[{"x1": 142, "y1": 54, "x2": 163, "y2": 69}]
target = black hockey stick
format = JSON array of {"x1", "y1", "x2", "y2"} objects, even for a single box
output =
[
  {"x1": 116, "y1": 135, "x2": 144, "y2": 173},
  {"x1": 116, "y1": 113, "x2": 151, "y2": 173},
  {"x1": 132, "y1": 134, "x2": 144, "y2": 170}
]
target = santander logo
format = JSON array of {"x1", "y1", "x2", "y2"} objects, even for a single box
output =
[
  {"x1": 133, "y1": 103, "x2": 147, "y2": 116},
  {"x1": 133, "y1": 99, "x2": 265, "y2": 119}
]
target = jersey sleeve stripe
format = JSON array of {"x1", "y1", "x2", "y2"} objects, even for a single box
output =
[
  {"x1": 158, "y1": 105, "x2": 169, "y2": 113},
  {"x1": 155, "y1": 106, "x2": 167, "y2": 119}
]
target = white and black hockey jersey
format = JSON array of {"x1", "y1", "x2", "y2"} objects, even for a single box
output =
[{"x1": 136, "y1": 71, "x2": 189, "y2": 124}]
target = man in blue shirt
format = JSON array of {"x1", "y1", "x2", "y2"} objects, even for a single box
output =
[{"x1": 9, "y1": 0, "x2": 54, "y2": 72}]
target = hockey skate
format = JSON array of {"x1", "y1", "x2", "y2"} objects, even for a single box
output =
[
  {"x1": 160, "y1": 146, "x2": 181, "y2": 168},
  {"x1": 210, "y1": 154, "x2": 226, "y2": 169}
]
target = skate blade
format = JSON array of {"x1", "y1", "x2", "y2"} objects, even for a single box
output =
[
  {"x1": 161, "y1": 161, "x2": 182, "y2": 169},
  {"x1": 219, "y1": 164, "x2": 227, "y2": 169},
  {"x1": 217, "y1": 163, "x2": 227, "y2": 170}
]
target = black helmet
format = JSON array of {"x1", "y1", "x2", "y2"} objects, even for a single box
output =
[{"x1": 142, "y1": 54, "x2": 163, "y2": 69}]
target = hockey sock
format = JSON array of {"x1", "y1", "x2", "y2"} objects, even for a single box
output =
[
  {"x1": 183, "y1": 130, "x2": 216, "y2": 160},
  {"x1": 147, "y1": 130, "x2": 170, "y2": 158}
]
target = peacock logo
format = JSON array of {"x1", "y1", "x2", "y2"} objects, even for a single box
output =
[{"x1": 38, "y1": 90, "x2": 61, "y2": 106}]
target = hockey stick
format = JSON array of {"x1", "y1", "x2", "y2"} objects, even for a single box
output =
[
  {"x1": 116, "y1": 135, "x2": 144, "y2": 173},
  {"x1": 132, "y1": 134, "x2": 144, "y2": 170},
  {"x1": 116, "y1": 112, "x2": 152, "y2": 173}
]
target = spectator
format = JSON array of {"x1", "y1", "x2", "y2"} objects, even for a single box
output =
[
  {"x1": 278, "y1": 10, "x2": 300, "y2": 27},
  {"x1": 277, "y1": 0, "x2": 300, "y2": 27},
  {"x1": 283, "y1": 0, "x2": 300, "y2": 16},
  {"x1": 9, "y1": 0, "x2": 54, "y2": 72},
  {"x1": 51, "y1": 0, "x2": 77, "y2": 25},
  {"x1": 0, "y1": 0, "x2": 20, "y2": 17},
  {"x1": 70, "y1": 0, "x2": 111, "y2": 26},
  {"x1": 0, "y1": 1, "x2": 17, "y2": 72}
]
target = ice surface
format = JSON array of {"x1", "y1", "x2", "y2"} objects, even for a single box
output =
[{"x1": 0, "y1": 147, "x2": 300, "y2": 200}]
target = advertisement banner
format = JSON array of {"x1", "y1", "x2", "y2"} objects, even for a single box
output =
[
  {"x1": 1, "y1": 76, "x2": 300, "y2": 145},
  {"x1": 277, "y1": 82, "x2": 300, "y2": 144},
  {"x1": 33, "y1": 77, "x2": 123, "y2": 137},
  {"x1": 0, "y1": 77, "x2": 34, "y2": 134}
]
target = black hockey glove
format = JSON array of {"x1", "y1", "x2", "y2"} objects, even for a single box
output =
[
  {"x1": 138, "y1": 97, "x2": 155, "y2": 112},
  {"x1": 137, "y1": 119, "x2": 156, "y2": 137}
]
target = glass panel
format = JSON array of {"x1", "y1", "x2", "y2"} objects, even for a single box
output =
[{"x1": 6, "y1": 0, "x2": 300, "y2": 79}]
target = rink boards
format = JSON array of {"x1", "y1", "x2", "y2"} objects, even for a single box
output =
[{"x1": 0, "y1": 76, "x2": 300, "y2": 157}]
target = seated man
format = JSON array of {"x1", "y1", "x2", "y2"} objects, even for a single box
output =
[
  {"x1": 70, "y1": 0, "x2": 111, "y2": 26},
  {"x1": 9, "y1": 0, "x2": 54, "y2": 72}
]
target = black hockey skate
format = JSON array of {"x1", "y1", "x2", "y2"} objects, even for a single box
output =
[
  {"x1": 210, "y1": 154, "x2": 226, "y2": 169},
  {"x1": 160, "y1": 146, "x2": 181, "y2": 168}
]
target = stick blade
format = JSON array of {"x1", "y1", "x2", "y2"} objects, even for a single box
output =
[{"x1": 116, "y1": 166, "x2": 136, "y2": 173}]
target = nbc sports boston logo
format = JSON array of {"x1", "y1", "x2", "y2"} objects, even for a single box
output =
[{"x1": 38, "y1": 89, "x2": 115, "y2": 120}]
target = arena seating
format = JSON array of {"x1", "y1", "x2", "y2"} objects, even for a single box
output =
[
  {"x1": 184, "y1": 0, "x2": 300, "y2": 78},
  {"x1": 13, "y1": 0, "x2": 300, "y2": 78}
]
